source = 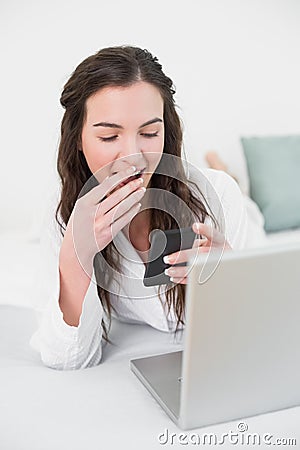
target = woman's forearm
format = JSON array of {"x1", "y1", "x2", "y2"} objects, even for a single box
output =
[{"x1": 58, "y1": 230, "x2": 95, "y2": 327}]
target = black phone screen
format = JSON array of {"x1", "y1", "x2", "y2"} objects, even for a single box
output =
[{"x1": 143, "y1": 227, "x2": 197, "y2": 287}]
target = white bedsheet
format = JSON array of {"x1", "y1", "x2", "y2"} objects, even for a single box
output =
[
  {"x1": 1, "y1": 305, "x2": 300, "y2": 450},
  {"x1": 264, "y1": 228, "x2": 300, "y2": 246},
  {"x1": 1, "y1": 228, "x2": 300, "y2": 448}
]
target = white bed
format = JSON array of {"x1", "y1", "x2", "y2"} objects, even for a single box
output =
[{"x1": 1, "y1": 223, "x2": 300, "y2": 449}]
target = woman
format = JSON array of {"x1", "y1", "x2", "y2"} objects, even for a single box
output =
[{"x1": 30, "y1": 46, "x2": 248, "y2": 370}]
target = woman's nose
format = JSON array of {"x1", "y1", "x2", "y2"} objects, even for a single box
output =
[
  {"x1": 117, "y1": 139, "x2": 144, "y2": 165},
  {"x1": 118, "y1": 137, "x2": 141, "y2": 157}
]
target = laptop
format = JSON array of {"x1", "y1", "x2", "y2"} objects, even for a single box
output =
[{"x1": 130, "y1": 242, "x2": 300, "y2": 430}]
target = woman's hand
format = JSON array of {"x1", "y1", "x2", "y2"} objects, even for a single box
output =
[
  {"x1": 62, "y1": 166, "x2": 146, "y2": 269},
  {"x1": 163, "y1": 222, "x2": 232, "y2": 285}
]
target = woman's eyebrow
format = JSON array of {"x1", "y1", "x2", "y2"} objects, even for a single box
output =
[{"x1": 92, "y1": 117, "x2": 163, "y2": 129}]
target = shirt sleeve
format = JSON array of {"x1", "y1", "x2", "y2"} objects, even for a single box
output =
[
  {"x1": 189, "y1": 168, "x2": 249, "y2": 250},
  {"x1": 213, "y1": 171, "x2": 249, "y2": 250},
  {"x1": 29, "y1": 189, "x2": 104, "y2": 370}
]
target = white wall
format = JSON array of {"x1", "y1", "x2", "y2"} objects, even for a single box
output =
[{"x1": 1, "y1": 0, "x2": 299, "y2": 234}]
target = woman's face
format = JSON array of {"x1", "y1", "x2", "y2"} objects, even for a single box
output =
[{"x1": 81, "y1": 81, "x2": 165, "y2": 191}]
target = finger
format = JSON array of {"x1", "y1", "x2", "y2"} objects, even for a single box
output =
[
  {"x1": 163, "y1": 245, "x2": 207, "y2": 265},
  {"x1": 169, "y1": 276, "x2": 188, "y2": 285},
  {"x1": 164, "y1": 266, "x2": 189, "y2": 279},
  {"x1": 192, "y1": 237, "x2": 208, "y2": 248},
  {"x1": 88, "y1": 166, "x2": 139, "y2": 204},
  {"x1": 102, "y1": 202, "x2": 142, "y2": 242},
  {"x1": 192, "y1": 222, "x2": 226, "y2": 245},
  {"x1": 98, "y1": 176, "x2": 144, "y2": 215},
  {"x1": 103, "y1": 187, "x2": 146, "y2": 225}
]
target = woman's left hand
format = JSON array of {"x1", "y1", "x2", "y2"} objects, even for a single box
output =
[{"x1": 163, "y1": 222, "x2": 232, "y2": 285}]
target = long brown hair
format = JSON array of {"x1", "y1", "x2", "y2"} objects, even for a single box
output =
[{"x1": 55, "y1": 45, "x2": 219, "y2": 338}]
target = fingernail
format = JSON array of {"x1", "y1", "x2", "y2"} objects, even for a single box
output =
[
  {"x1": 127, "y1": 166, "x2": 136, "y2": 174},
  {"x1": 194, "y1": 222, "x2": 201, "y2": 230},
  {"x1": 163, "y1": 255, "x2": 170, "y2": 263},
  {"x1": 165, "y1": 268, "x2": 175, "y2": 276}
]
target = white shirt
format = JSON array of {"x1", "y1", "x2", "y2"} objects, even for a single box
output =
[{"x1": 29, "y1": 168, "x2": 248, "y2": 370}]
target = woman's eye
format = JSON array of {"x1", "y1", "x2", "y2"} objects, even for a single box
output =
[
  {"x1": 98, "y1": 132, "x2": 158, "y2": 143},
  {"x1": 98, "y1": 135, "x2": 118, "y2": 142},
  {"x1": 141, "y1": 132, "x2": 159, "y2": 138}
]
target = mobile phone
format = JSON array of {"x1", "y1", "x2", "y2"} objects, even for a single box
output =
[{"x1": 143, "y1": 226, "x2": 197, "y2": 287}]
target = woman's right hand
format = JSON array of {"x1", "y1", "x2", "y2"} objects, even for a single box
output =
[{"x1": 63, "y1": 166, "x2": 146, "y2": 268}]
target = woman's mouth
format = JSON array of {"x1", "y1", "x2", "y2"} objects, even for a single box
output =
[
  {"x1": 108, "y1": 167, "x2": 146, "y2": 194},
  {"x1": 119, "y1": 167, "x2": 146, "y2": 187}
]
